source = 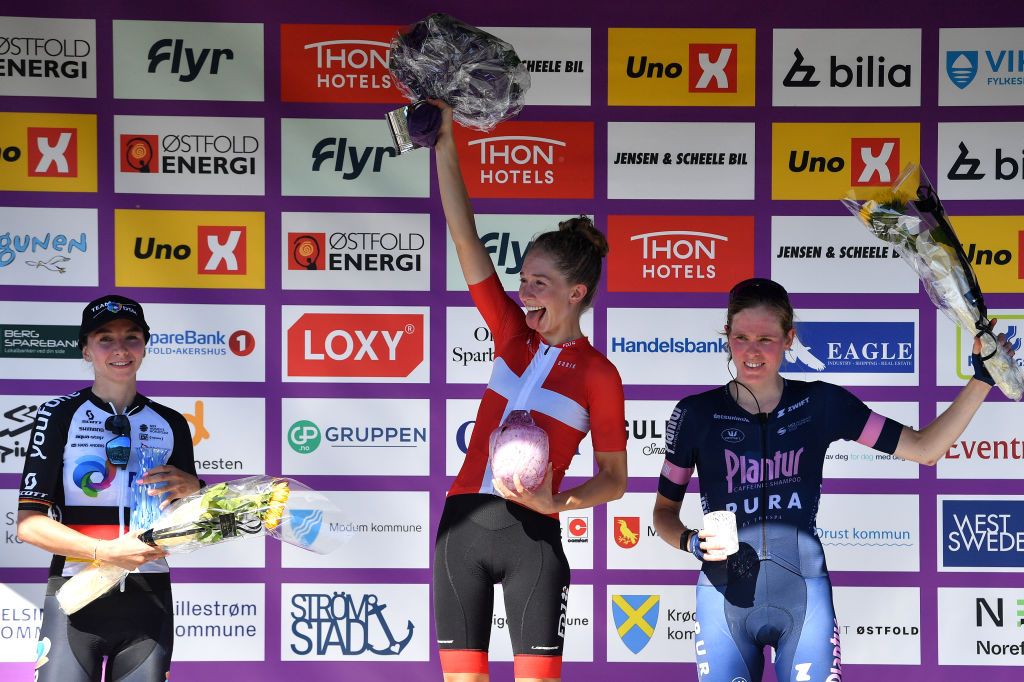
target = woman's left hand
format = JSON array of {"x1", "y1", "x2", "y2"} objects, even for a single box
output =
[
  {"x1": 137, "y1": 465, "x2": 202, "y2": 509},
  {"x1": 493, "y1": 464, "x2": 557, "y2": 515}
]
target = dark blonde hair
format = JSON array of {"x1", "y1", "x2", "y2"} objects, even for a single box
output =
[
  {"x1": 529, "y1": 216, "x2": 609, "y2": 309},
  {"x1": 726, "y1": 278, "x2": 794, "y2": 334}
]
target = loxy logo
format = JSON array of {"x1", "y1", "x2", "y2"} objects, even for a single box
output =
[
  {"x1": 280, "y1": 25, "x2": 402, "y2": 103},
  {"x1": 289, "y1": 233, "x2": 326, "y2": 270},
  {"x1": 456, "y1": 121, "x2": 593, "y2": 199},
  {"x1": 147, "y1": 38, "x2": 233, "y2": 83},
  {"x1": 850, "y1": 138, "x2": 900, "y2": 186},
  {"x1": 613, "y1": 516, "x2": 641, "y2": 549},
  {"x1": 287, "y1": 312, "x2": 424, "y2": 378},
  {"x1": 311, "y1": 137, "x2": 396, "y2": 179},
  {"x1": 608, "y1": 215, "x2": 754, "y2": 293},
  {"x1": 689, "y1": 44, "x2": 737, "y2": 92},
  {"x1": 28, "y1": 128, "x2": 78, "y2": 177}
]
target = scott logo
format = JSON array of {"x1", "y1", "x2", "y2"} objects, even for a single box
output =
[
  {"x1": 850, "y1": 138, "x2": 899, "y2": 186},
  {"x1": 147, "y1": 39, "x2": 234, "y2": 83},
  {"x1": 288, "y1": 312, "x2": 424, "y2": 378},
  {"x1": 311, "y1": 137, "x2": 395, "y2": 179},
  {"x1": 28, "y1": 128, "x2": 78, "y2": 177}
]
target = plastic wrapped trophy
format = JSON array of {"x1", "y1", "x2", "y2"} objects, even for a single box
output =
[
  {"x1": 489, "y1": 410, "x2": 549, "y2": 493},
  {"x1": 385, "y1": 13, "x2": 530, "y2": 153}
]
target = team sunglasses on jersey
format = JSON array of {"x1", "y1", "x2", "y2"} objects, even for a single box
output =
[{"x1": 104, "y1": 413, "x2": 131, "y2": 468}]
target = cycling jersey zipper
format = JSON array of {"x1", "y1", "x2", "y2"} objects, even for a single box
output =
[{"x1": 758, "y1": 411, "x2": 769, "y2": 560}]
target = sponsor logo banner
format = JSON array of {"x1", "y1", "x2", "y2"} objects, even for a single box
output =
[
  {"x1": 0, "y1": 113, "x2": 96, "y2": 192},
  {"x1": 0, "y1": 207, "x2": 97, "y2": 287},
  {"x1": 281, "y1": 491, "x2": 429, "y2": 569},
  {"x1": 114, "y1": 115, "x2": 264, "y2": 195},
  {"x1": 608, "y1": 28, "x2": 755, "y2": 106},
  {"x1": 939, "y1": 587, "x2": 1024, "y2": 665},
  {"x1": 484, "y1": 27, "x2": 591, "y2": 106},
  {"x1": 823, "y1": 402, "x2": 920, "y2": 480},
  {"x1": 0, "y1": 489, "x2": 51, "y2": 568},
  {"x1": 833, "y1": 586, "x2": 921, "y2": 664},
  {"x1": 624, "y1": 400, "x2": 682, "y2": 479},
  {"x1": 772, "y1": 122, "x2": 919, "y2": 200},
  {"x1": 938, "y1": 496, "x2": 1024, "y2": 572},
  {"x1": 142, "y1": 303, "x2": 264, "y2": 382},
  {"x1": 282, "y1": 212, "x2": 429, "y2": 291},
  {"x1": 445, "y1": 398, "x2": 593, "y2": 480},
  {"x1": 607, "y1": 307, "x2": 730, "y2": 386},
  {"x1": 113, "y1": 20, "x2": 263, "y2": 101},
  {"x1": 282, "y1": 583, "x2": 429, "y2": 661},
  {"x1": 454, "y1": 121, "x2": 593, "y2": 199},
  {"x1": 283, "y1": 305, "x2": 429, "y2": 383},
  {"x1": 770, "y1": 215, "x2": 918, "y2": 294},
  {"x1": 155, "y1": 397, "x2": 265, "y2": 475},
  {"x1": 773, "y1": 29, "x2": 920, "y2": 106},
  {"x1": 0, "y1": 582, "x2": 44, "y2": 662},
  {"x1": 779, "y1": 309, "x2": 919, "y2": 386},
  {"x1": 608, "y1": 122, "x2": 754, "y2": 200},
  {"x1": 935, "y1": 309, "x2": 1024, "y2": 386},
  {"x1": 939, "y1": 403, "x2": 1024, "y2": 480},
  {"x1": 0, "y1": 395, "x2": 45, "y2": 475},
  {"x1": 280, "y1": 24, "x2": 400, "y2": 103},
  {"x1": 816, "y1": 494, "x2": 920, "y2": 571},
  {"x1": 281, "y1": 398, "x2": 429, "y2": 476},
  {"x1": 171, "y1": 583, "x2": 264, "y2": 661},
  {"x1": 445, "y1": 306, "x2": 593, "y2": 384},
  {"x1": 607, "y1": 215, "x2": 755, "y2": 292},
  {"x1": 115, "y1": 209, "x2": 264, "y2": 289},
  {"x1": 559, "y1": 510, "x2": 594, "y2": 570},
  {"x1": 950, "y1": 217, "x2": 1024, "y2": 293},
  {"x1": 0, "y1": 16, "x2": 96, "y2": 97},
  {"x1": 940, "y1": 123, "x2": 1024, "y2": 199},
  {"x1": 606, "y1": 493, "x2": 704, "y2": 570},
  {"x1": 490, "y1": 584, "x2": 592, "y2": 661},
  {"x1": 606, "y1": 584, "x2": 698, "y2": 662},
  {"x1": 940, "y1": 28, "x2": 1024, "y2": 106},
  {"x1": 281, "y1": 118, "x2": 428, "y2": 197}
]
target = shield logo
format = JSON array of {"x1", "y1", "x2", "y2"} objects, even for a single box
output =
[
  {"x1": 613, "y1": 516, "x2": 641, "y2": 548},
  {"x1": 946, "y1": 51, "x2": 978, "y2": 90},
  {"x1": 611, "y1": 594, "x2": 660, "y2": 654}
]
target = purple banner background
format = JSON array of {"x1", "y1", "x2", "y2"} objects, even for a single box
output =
[{"x1": 2, "y1": 0, "x2": 1024, "y2": 679}]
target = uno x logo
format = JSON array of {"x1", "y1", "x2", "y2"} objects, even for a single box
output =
[
  {"x1": 198, "y1": 226, "x2": 247, "y2": 275},
  {"x1": 28, "y1": 128, "x2": 78, "y2": 177},
  {"x1": 850, "y1": 138, "x2": 899, "y2": 186},
  {"x1": 689, "y1": 44, "x2": 737, "y2": 92}
]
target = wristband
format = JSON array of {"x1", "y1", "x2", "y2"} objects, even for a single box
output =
[
  {"x1": 972, "y1": 352, "x2": 996, "y2": 386},
  {"x1": 685, "y1": 529, "x2": 705, "y2": 561},
  {"x1": 92, "y1": 541, "x2": 99, "y2": 561}
]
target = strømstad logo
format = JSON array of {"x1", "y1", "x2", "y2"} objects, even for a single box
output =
[
  {"x1": 289, "y1": 591, "x2": 415, "y2": 656},
  {"x1": 946, "y1": 51, "x2": 979, "y2": 90}
]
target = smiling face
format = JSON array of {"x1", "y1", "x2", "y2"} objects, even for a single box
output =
[
  {"x1": 726, "y1": 305, "x2": 796, "y2": 386},
  {"x1": 82, "y1": 318, "x2": 146, "y2": 385},
  {"x1": 518, "y1": 249, "x2": 587, "y2": 343}
]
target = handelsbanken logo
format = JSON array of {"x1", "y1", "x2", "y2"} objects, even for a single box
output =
[
  {"x1": 941, "y1": 499, "x2": 1024, "y2": 569},
  {"x1": 287, "y1": 312, "x2": 424, "y2": 378},
  {"x1": 454, "y1": 121, "x2": 593, "y2": 199},
  {"x1": 781, "y1": 321, "x2": 915, "y2": 374}
]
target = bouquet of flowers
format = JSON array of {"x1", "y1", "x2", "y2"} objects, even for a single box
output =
[
  {"x1": 385, "y1": 12, "x2": 530, "y2": 152},
  {"x1": 56, "y1": 476, "x2": 342, "y2": 614},
  {"x1": 842, "y1": 163, "x2": 1024, "y2": 400}
]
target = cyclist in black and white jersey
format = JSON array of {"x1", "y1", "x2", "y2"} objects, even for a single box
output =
[{"x1": 18, "y1": 295, "x2": 201, "y2": 681}]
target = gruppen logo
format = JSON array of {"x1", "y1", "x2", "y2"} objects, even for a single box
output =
[{"x1": 288, "y1": 420, "x2": 321, "y2": 453}]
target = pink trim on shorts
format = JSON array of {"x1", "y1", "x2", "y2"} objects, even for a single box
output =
[
  {"x1": 660, "y1": 461, "x2": 694, "y2": 486},
  {"x1": 856, "y1": 412, "x2": 885, "y2": 448}
]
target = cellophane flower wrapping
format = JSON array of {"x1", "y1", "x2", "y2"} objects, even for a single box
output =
[
  {"x1": 388, "y1": 12, "x2": 530, "y2": 132},
  {"x1": 129, "y1": 444, "x2": 171, "y2": 532},
  {"x1": 842, "y1": 163, "x2": 1024, "y2": 401},
  {"x1": 489, "y1": 410, "x2": 549, "y2": 493},
  {"x1": 56, "y1": 476, "x2": 343, "y2": 614}
]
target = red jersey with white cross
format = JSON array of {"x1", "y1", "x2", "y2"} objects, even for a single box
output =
[{"x1": 449, "y1": 274, "x2": 627, "y2": 502}]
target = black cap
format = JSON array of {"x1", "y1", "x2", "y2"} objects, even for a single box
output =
[{"x1": 78, "y1": 295, "x2": 150, "y2": 349}]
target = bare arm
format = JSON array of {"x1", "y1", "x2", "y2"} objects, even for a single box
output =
[
  {"x1": 652, "y1": 493, "x2": 726, "y2": 560},
  {"x1": 17, "y1": 510, "x2": 166, "y2": 571},
  {"x1": 431, "y1": 100, "x2": 496, "y2": 286}
]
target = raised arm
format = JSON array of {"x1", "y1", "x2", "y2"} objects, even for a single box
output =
[{"x1": 431, "y1": 100, "x2": 496, "y2": 286}]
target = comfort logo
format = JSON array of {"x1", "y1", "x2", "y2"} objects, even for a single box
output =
[
  {"x1": 607, "y1": 215, "x2": 754, "y2": 293},
  {"x1": 567, "y1": 516, "x2": 589, "y2": 543},
  {"x1": 772, "y1": 122, "x2": 919, "y2": 200},
  {"x1": 608, "y1": 28, "x2": 755, "y2": 106},
  {"x1": 280, "y1": 24, "x2": 403, "y2": 103},
  {"x1": 0, "y1": 113, "x2": 96, "y2": 192},
  {"x1": 287, "y1": 312, "x2": 424, "y2": 378},
  {"x1": 455, "y1": 121, "x2": 593, "y2": 199},
  {"x1": 114, "y1": 209, "x2": 265, "y2": 289}
]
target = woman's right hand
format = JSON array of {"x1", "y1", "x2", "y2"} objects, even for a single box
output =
[
  {"x1": 696, "y1": 530, "x2": 729, "y2": 562},
  {"x1": 95, "y1": 531, "x2": 168, "y2": 571},
  {"x1": 426, "y1": 98, "x2": 454, "y2": 148}
]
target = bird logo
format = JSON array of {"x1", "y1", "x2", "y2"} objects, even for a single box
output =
[{"x1": 614, "y1": 516, "x2": 641, "y2": 548}]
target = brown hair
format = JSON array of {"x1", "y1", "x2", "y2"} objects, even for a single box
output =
[
  {"x1": 529, "y1": 216, "x2": 609, "y2": 309},
  {"x1": 726, "y1": 278, "x2": 794, "y2": 334}
]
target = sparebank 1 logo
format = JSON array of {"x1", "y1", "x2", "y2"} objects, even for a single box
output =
[
  {"x1": 946, "y1": 51, "x2": 979, "y2": 89},
  {"x1": 27, "y1": 128, "x2": 79, "y2": 178},
  {"x1": 288, "y1": 233, "x2": 326, "y2": 270},
  {"x1": 611, "y1": 594, "x2": 660, "y2": 654},
  {"x1": 290, "y1": 590, "x2": 414, "y2": 657},
  {"x1": 288, "y1": 420, "x2": 321, "y2": 453},
  {"x1": 613, "y1": 516, "x2": 641, "y2": 549}
]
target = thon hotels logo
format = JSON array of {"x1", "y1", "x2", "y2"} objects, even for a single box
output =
[
  {"x1": 280, "y1": 24, "x2": 402, "y2": 103},
  {"x1": 941, "y1": 498, "x2": 1024, "y2": 570},
  {"x1": 608, "y1": 28, "x2": 755, "y2": 105}
]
